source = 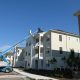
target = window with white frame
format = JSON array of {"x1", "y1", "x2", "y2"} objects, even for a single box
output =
[{"x1": 59, "y1": 35, "x2": 62, "y2": 41}]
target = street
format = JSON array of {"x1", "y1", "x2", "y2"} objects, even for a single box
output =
[
  {"x1": 0, "y1": 71, "x2": 29, "y2": 80},
  {"x1": 0, "y1": 71, "x2": 19, "y2": 75}
]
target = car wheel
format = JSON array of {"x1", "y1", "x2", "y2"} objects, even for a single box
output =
[{"x1": 5, "y1": 68, "x2": 10, "y2": 73}]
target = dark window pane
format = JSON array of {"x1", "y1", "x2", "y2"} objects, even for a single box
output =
[
  {"x1": 26, "y1": 43, "x2": 28, "y2": 47},
  {"x1": 59, "y1": 35, "x2": 62, "y2": 41},
  {"x1": 28, "y1": 63, "x2": 30, "y2": 66},
  {"x1": 36, "y1": 38, "x2": 39, "y2": 43},
  {"x1": 29, "y1": 42, "x2": 31, "y2": 46},
  {"x1": 59, "y1": 47, "x2": 63, "y2": 54},
  {"x1": 28, "y1": 53, "x2": 30, "y2": 56},
  {"x1": 26, "y1": 52, "x2": 27, "y2": 56},
  {"x1": 46, "y1": 38, "x2": 50, "y2": 41},
  {"x1": 41, "y1": 60, "x2": 43, "y2": 67}
]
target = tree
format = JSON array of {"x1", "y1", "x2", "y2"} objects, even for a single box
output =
[
  {"x1": 4, "y1": 51, "x2": 13, "y2": 57},
  {"x1": 67, "y1": 49, "x2": 75, "y2": 68},
  {"x1": 62, "y1": 56, "x2": 66, "y2": 60},
  {"x1": 49, "y1": 57, "x2": 57, "y2": 64},
  {"x1": 66, "y1": 50, "x2": 80, "y2": 70},
  {"x1": 0, "y1": 57, "x2": 2, "y2": 61},
  {"x1": 74, "y1": 54, "x2": 80, "y2": 70}
]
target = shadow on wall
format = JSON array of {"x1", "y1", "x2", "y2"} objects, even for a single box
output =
[{"x1": 44, "y1": 49, "x2": 80, "y2": 71}]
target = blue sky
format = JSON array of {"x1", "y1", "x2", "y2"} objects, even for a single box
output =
[{"x1": 0, "y1": 0, "x2": 80, "y2": 51}]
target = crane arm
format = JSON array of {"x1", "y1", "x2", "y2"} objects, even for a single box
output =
[{"x1": 0, "y1": 39, "x2": 26, "y2": 57}]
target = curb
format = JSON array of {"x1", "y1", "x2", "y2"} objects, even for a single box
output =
[{"x1": 14, "y1": 68, "x2": 58, "y2": 80}]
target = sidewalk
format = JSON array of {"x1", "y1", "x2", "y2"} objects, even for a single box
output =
[{"x1": 14, "y1": 68, "x2": 58, "y2": 80}]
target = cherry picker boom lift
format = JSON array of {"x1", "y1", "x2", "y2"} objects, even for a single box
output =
[{"x1": 0, "y1": 39, "x2": 26, "y2": 73}]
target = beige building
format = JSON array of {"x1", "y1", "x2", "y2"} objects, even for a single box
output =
[
  {"x1": 24, "y1": 30, "x2": 45, "y2": 69},
  {"x1": 43, "y1": 30, "x2": 80, "y2": 70},
  {"x1": 23, "y1": 29, "x2": 80, "y2": 70},
  {"x1": 14, "y1": 28, "x2": 80, "y2": 70}
]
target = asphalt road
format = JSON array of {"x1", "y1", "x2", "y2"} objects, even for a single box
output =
[
  {"x1": 0, "y1": 71, "x2": 19, "y2": 75},
  {"x1": 0, "y1": 71, "x2": 30, "y2": 80},
  {"x1": 0, "y1": 78, "x2": 25, "y2": 80}
]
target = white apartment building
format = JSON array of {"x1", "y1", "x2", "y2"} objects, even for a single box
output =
[
  {"x1": 43, "y1": 30, "x2": 80, "y2": 70},
  {"x1": 23, "y1": 29, "x2": 80, "y2": 70},
  {"x1": 24, "y1": 30, "x2": 45, "y2": 70}
]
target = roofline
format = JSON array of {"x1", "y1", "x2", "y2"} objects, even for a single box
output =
[
  {"x1": 45, "y1": 29, "x2": 80, "y2": 38},
  {"x1": 16, "y1": 47, "x2": 24, "y2": 49},
  {"x1": 33, "y1": 32, "x2": 46, "y2": 37}
]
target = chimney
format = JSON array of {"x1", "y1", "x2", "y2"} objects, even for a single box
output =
[{"x1": 74, "y1": 11, "x2": 80, "y2": 35}]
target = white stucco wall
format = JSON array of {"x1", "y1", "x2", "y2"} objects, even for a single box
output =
[
  {"x1": 24, "y1": 32, "x2": 45, "y2": 70},
  {"x1": 43, "y1": 30, "x2": 80, "y2": 70},
  {"x1": 24, "y1": 30, "x2": 80, "y2": 70}
]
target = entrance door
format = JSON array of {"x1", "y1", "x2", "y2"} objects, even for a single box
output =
[
  {"x1": 24, "y1": 61, "x2": 27, "y2": 69},
  {"x1": 35, "y1": 60, "x2": 38, "y2": 69}
]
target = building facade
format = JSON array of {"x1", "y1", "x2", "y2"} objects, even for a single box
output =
[
  {"x1": 23, "y1": 29, "x2": 80, "y2": 70},
  {"x1": 24, "y1": 31, "x2": 45, "y2": 70},
  {"x1": 14, "y1": 47, "x2": 24, "y2": 67},
  {"x1": 43, "y1": 30, "x2": 80, "y2": 70}
]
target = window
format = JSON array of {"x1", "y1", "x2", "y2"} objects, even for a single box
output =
[
  {"x1": 26, "y1": 43, "x2": 28, "y2": 47},
  {"x1": 40, "y1": 48, "x2": 43, "y2": 57},
  {"x1": 36, "y1": 38, "x2": 39, "y2": 43},
  {"x1": 46, "y1": 50, "x2": 50, "y2": 54},
  {"x1": 40, "y1": 48, "x2": 43, "y2": 53},
  {"x1": 59, "y1": 47, "x2": 63, "y2": 54},
  {"x1": 28, "y1": 53, "x2": 30, "y2": 56},
  {"x1": 47, "y1": 50, "x2": 50, "y2": 53},
  {"x1": 26, "y1": 52, "x2": 27, "y2": 56},
  {"x1": 77, "y1": 39, "x2": 78, "y2": 42},
  {"x1": 29, "y1": 42, "x2": 31, "y2": 46},
  {"x1": 46, "y1": 60, "x2": 50, "y2": 67},
  {"x1": 35, "y1": 47, "x2": 39, "y2": 53},
  {"x1": 46, "y1": 48, "x2": 50, "y2": 54},
  {"x1": 46, "y1": 63, "x2": 50, "y2": 67},
  {"x1": 28, "y1": 63, "x2": 29, "y2": 66},
  {"x1": 46, "y1": 38, "x2": 50, "y2": 41},
  {"x1": 41, "y1": 60, "x2": 43, "y2": 67},
  {"x1": 59, "y1": 35, "x2": 62, "y2": 41},
  {"x1": 41, "y1": 36, "x2": 43, "y2": 45},
  {"x1": 17, "y1": 50, "x2": 19, "y2": 53},
  {"x1": 25, "y1": 61, "x2": 27, "y2": 68},
  {"x1": 35, "y1": 60, "x2": 38, "y2": 69},
  {"x1": 69, "y1": 37, "x2": 70, "y2": 40}
]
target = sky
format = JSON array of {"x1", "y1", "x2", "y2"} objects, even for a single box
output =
[{"x1": 0, "y1": 0, "x2": 80, "y2": 51}]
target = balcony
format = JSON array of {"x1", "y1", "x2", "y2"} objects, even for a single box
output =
[
  {"x1": 32, "y1": 53, "x2": 38, "y2": 59},
  {"x1": 35, "y1": 54, "x2": 38, "y2": 58},
  {"x1": 40, "y1": 42, "x2": 43, "y2": 47},
  {"x1": 34, "y1": 42, "x2": 43, "y2": 48},
  {"x1": 34, "y1": 42, "x2": 39, "y2": 48},
  {"x1": 40, "y1": 53, "x2": 43, "y2": 57}
]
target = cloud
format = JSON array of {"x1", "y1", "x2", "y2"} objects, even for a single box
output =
[{"x1": 0, "y1": 45, "x2": 11, "y2": 52}]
